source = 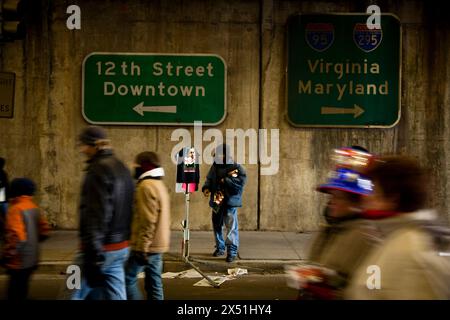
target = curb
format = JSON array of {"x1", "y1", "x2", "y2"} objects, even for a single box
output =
[
  {"x1": 0, "y1": 258, "x2": 303, "y2": 276},
  {"x1": 164, "y1": 258, "x2": 303, "y2": 274}
]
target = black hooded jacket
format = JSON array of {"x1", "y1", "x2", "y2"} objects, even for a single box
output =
[
  {"x1": 79, "y1": 149, "x2": 134, "y2": 262},
  {"x1": 201, "y1": 144, "x2": 247, "y2": 208}
]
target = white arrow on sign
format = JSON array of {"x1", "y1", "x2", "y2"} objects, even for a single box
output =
[
  {"x1": 133, "y1": 102, "x2": 177, "y2": 116},
  {"x1": 321, "y1": 104, "x2": 365, "y2": 118}
]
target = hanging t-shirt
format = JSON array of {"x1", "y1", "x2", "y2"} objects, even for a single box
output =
[{"x1": 175, "y1": 147, "x2": 200, "y2": 193}]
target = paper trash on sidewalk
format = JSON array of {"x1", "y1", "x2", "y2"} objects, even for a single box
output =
[
  {"x1": 162, "y1": 268, "x2": 203, "y2": 279},
  {"x1": 193, "y1": 276, "x2": 230, "y2": 287},
  {"x1": 162, "y1": 268, "x2": 248, "y2": 287},
  {"x1": 179, "y1": 269, "x2": 203, "y2": 278},
  {"x1": 161, "y1": 272, "x2": 182, "y2": 279},
  {"x1": 227, "y1": 268, "x2": 248, "y2": 277}
]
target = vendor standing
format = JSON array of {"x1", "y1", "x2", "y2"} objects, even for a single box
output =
[{"x1": 202, "y1": 144, "x2": 246, "y2": 263}]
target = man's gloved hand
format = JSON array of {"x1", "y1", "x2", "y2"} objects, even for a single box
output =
[
  {"x1": 83, "y1": 261, "x2": 106, "y2": 288},
  {"x1": 132, "y1": 251, "x2": 149, "y2": 266}
]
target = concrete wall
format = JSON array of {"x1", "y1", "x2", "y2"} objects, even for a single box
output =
[
  {"x1": 0, "y1": 0, "x2": 449, "y2": 231},
  {"x1": 259, "y1": 0, "x2": 450, "y2": 230}
]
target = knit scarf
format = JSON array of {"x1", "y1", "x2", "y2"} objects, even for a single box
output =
[{"x1": 362, "y1": 210, "x2": 402, "y2": 220}]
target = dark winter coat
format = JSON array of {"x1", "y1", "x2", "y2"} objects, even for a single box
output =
[
  {"x1": 79, "y1": 149, "x2": 134, "y2": 263},
  {"x1": 202, "y1": 163, "x2": 247, "y2": 208}
]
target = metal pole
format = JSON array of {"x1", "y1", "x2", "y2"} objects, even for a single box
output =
[
  {"x1": 182, "y1": 188, "x2": 220, "y2": 288},
  {"x1": 183, "y1": 191, "x2": 190, "y2": 258}
]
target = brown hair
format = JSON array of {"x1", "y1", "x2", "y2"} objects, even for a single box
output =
[
  {"x1": 135, "y1": 151, "x2": 161, "y2": 168},
  {"x1": 366, "y1": 156, "x2": 428, "y2": 212}
]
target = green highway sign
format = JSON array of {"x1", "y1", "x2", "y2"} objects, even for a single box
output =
[
  {"x1": 287, "y1": 14, "x2": 401, "y2": 128},
  {"x1": 82, "y1": 53, "x2": 227, "y2": 125}
]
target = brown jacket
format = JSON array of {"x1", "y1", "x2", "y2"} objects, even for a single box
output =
[
  {"x1": 345, "y1": 210, "x2": 450, "y2": 300},
  {"x1": 130, "y1": 169, "x2": 171, "y2": 253},
  {"x1": 307, "y1": 217, "x2": 378, "y2": 296},
  {"x1": 304, "y1": 218, "x2": 380, "y2": 299}
]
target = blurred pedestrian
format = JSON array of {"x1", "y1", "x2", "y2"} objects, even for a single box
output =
[
  {"x1": 297, "y1": 147, "x2": 376, "y2": 299},
  {"x1": 322, "y1": 146, "x2": 369, "y2": 224},
  {"x1": 202, "y1": 144, "x2": 247, "y2": 263},
  {"x1": 0, "y1": 157, "x2": 9, "y2": 240},
  {"x1": 72, "y1": 126, "x2": 134, "y2": 300},
  {"x1": 125, "y1": 152, "x2": 170, "y2": 300},
  {"x1": 345, "y1": 156, "x2": 450, "y2": 299},
  {"x1": 1, "y1": 178, "x2": 49, "y2": 300}
]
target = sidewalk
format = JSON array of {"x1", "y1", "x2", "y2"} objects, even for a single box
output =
[{"x1": 1, "y1": 230, "x2": 316, "y2": 275}]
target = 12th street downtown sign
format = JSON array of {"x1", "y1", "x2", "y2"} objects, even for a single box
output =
[
  {"x1": 287, "y1": 14, "x2": 401, "y2": 128},
  {"x1": 82, "y1": 53, "x2": 226, "y2": 125}
]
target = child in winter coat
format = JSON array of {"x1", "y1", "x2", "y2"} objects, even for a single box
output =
[{"x1": 1, "y1": 178, "x2": 50, "y2": 300}]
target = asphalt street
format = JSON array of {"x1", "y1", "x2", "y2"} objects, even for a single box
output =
[{"x1": 0, "y1": 273, "x2": 298, "y2": 300}]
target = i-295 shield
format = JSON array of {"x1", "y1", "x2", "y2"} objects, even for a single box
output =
[{"x1": 353, "y1": 23, "x2": 383, "y2": 52}]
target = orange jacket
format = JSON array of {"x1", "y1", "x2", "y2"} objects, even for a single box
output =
[{"x1": 3, "y1": 196, "x2": 50, "y2": 269}]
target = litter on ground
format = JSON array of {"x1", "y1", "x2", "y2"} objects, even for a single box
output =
[{"x1": 160, "y1": 268, "x2": 249, "y2": 287}]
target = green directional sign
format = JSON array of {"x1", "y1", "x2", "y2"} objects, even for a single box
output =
[
  {"x1": 82, "y1": 53, "x2": 227, "y2": 125},
  {"x1": 287, "y1": 14, "x2": 401, "y2": 128}
]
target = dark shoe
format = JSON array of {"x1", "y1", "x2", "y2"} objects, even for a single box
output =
[
  {"x1": 213, "y1": 249, "x2": 225, "y2": 257},
  {"x1": 226, "y1": 255, "x2": 236, "y2": 263}
]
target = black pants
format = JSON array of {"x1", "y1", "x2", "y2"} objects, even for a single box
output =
[{"x1": 7, "y1": 267, "x2": 34, "y2": 300}]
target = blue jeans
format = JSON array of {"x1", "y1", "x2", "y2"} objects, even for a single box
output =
[
  {"x1": 212, "y1": 206, "x2": 239, "y2": 256},
  {"x1": 0, "y1": 202, "x2": 7, "y2": 217},
  {"x1": 125, "y1": 253, "x2": 164, "y2": 300},
  {"x1": 71, "y1": 247, "x2": 129, "y2": 300}
]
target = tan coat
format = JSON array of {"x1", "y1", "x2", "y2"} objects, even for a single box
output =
[
  {"x1": 308, "y1": 218, "x2": 378, "y2": 291},
  {"x1": 345, "y1": 211, "x2": 449, "y2": 300},
  {"x1": 130, "y1": 176, "x2": 171, "y2": 253}
]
